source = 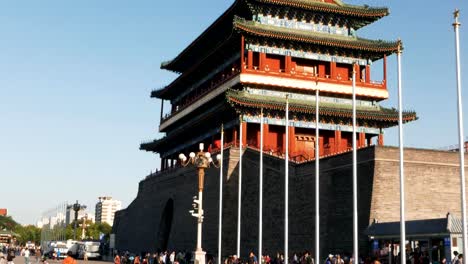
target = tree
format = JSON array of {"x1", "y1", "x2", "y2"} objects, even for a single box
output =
[
  {"x1": 0, "y1": 215, "x2": 42, "y2": 245},
  {"x1": 65, "y1": 219, "x2": 112, "y2": 241},
  {"x1": 0, "y1": 215, "x2": 18, "y2": 230},
  {"x1": 14, "y1": 225, "x2": 41, "y2": 245}
]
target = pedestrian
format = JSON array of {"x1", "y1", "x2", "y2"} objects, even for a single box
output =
[
  {"x1": 24, "y1": 248, "x2": 30, "y2": 264},
  {"x1": 114, "y1": 253, "x2": 121, "y2": 264},
  {"x1": 293, "y1": 254, "x2": 299, "y2": 264},
  {"x1": 301, "y1": 251, "x2": 314, "y2": 264},
  {"x1": 452, "y1": 252, "x2": 459, "y2": 264},
  {"x1": 372, "y1": 257, "x2": 381, "y2": 264},
  {"x1": 0, "y1": 252, "x2": 7, "y2": 264},
  {"x1": 170, "y1": 252, "x2": 175, "y2": 264},
  {"x1": 335, "y1": 255, "x2": 344, "y2": 264},
  {"x1": 62, "y1": 251, "x2": 76, "y2": 264},
  {"x1": 35, "y1": 248, "x2": 41, "y2": 264},
  {"x1": 232, "y1": 255, "x2": 239, "y2": 264},
  {"x1": 135, "y1": 255, "x2": 141, "y2": 264},
  {"x1": 7, "y1": 253, "x2": 15, "y2": 264},
  {"x1": 42, "y1": 256, "x2": 49, "y2": 264},
  {"x1": 249, "y1": 251, "x2": 258, "y2": 264},
  {"x1": 456, "y1": 254, "x2": 463, "y2": 264},
  {"x1": 83, "y1": 247, "x2": 88, "y2": 263},
  {"x1": 7, "y1": 248, "x2": 15, "y2": 264}
]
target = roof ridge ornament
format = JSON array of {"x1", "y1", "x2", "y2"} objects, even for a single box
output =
[
  {"x1": 397, "y1": 38, "x2": 403, "y2": 54},
  {"x1": 453, "y1": 9, "x2": 461, "y2": 28}
]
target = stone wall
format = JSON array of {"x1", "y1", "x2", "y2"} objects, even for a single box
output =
[
  {"x1": 113, "y1": 146, "x2": 468, "y2": 259},
  {"x1": 370, "y1": 146, "x2": 468, "y2": 223}
]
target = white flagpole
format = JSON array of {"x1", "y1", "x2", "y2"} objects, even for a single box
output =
[
  {"x1": 285, "y1": 95, "x2": 289, "y2": 264},
  {"x1": 352, "y1": 64, "x2": 358, "y2": 264},
  {"x1": 237, "y1": 116, "x2": 243, "y2": 257},
  {"x1": 218, "y1": 124, "x2": 224, "y2": 264},
  {"x1": 397, "y1": 42, "x2": 407, "y2": 264},
  {"x1": 259, "y1": 108, "x2": 264, "y2": 262},
  {"x1": 315, "y1": 89, "x2": 320, "y2": 264},
  {"x1": 453, "y1": 10, "x2": 468, "y2": 264}
]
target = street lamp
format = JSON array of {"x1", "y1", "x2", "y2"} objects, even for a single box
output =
[
  {"x1": 81, "y1": 214, "x2": 89, "y2": 240},
  {"x1": 67, "y1": 200, "x2": 86, "y2": 240},
  {"x1": 179, "y1": 143, "x2": 222, "y2": 264}
]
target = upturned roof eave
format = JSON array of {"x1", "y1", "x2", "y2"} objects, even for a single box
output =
[
  {"x1": 252, "y1": 0, "x2": 389, "y2": 20},
  {"x1": 160, "y1": 0, "x2": 241, "y2": 73},
  {"x1": 150, "y1": 87, "x2": 170, "y2": 100},
  {"x1": 226, "y1": 91, "x2": 417, "y2": 124},
  {"x1": 234, "y1": 17, "x2": 400, "y2": 56}
]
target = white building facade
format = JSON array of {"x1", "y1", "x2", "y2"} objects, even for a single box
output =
[{"x1": 95, "y1": 196, "x2": 121, "y2": 226}]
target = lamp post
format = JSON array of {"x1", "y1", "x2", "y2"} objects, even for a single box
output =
[
  {"x1": 179, "y1": 143, "x2": 221, "y2": 264},
  {"x1": 67, "y1": 200, "x2": 86, "y2": 240},
  {"x1": 81, "y1": 214, "x2": 89, "y2": 240}
]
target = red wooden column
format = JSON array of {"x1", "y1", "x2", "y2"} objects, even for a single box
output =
[
  {"x1": 285, "y1": 55, "x2": 292, "y2": 73},
  {"x1": 331, "y1": 61, "x2": 337, "y2": 79},
  {"x1": 241, "y1": 36, "x2": 245, "y2": 72},
  {"x1": 355, "y1": 64, "x2": 361, "y2": 82},
  {"x1": 282, "y1": 131, "x2": 286, "y2": 154},
  {"x1": 241, "y1": 122, "x2": 247, "y2": 146},
  {"x1": 335, "y1": 130, "x2": 342, "y2": 152},
  {"x1": 359, "y1": 132, "x2": 366, "y2": 147},
  {"x1": 263, "y1": 123, "x2": 270, "y2": 150},
  {"x1": 378, "y1": 134, "x2": 384, "y2": 146},
  {"x1": 319, "y1": 136, "x2": 324, "y2": 156},
  {"x1": 248, "y1": 50, "x2": 253, "y2": 70},
  {"x1": 233, "y1": 127, "x2": 238, "y2": 146},
  {"x1": 318, "y1": 64, "x2": 326, "y2": 78},
  {"x1": 328, "y1": 136, "x2": 335, "y2": 154},
  {"x1": 259, "y1": 53, "x2": 266, "y2": 71},
  {"x1": 365, "y1": 65, "x2": 371, "y2": 84},
  {"x1": 289, "y1": 126, "x2": 296, "y2": 154},
  {"x1": 256, "y1": 125, "x2": 261, "y2": 149}
]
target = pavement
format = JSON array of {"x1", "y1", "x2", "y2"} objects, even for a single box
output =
[{"x1": 12, "y1": 256, "x2": 111, "y2": 264}]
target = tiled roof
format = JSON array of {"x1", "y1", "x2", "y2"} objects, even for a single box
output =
[
  {"x1": 234, "y1": 17, "x2": 400, "y2": 54},
  {"x1": 226, "y1": 89, "x2": 417, "y2": 124},
  {"x1": 253, "y1": 0, "x2": 389, "y2": 18}
]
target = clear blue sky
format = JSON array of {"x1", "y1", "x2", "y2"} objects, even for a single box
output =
[{"x1": 0, "y1": 0, "x2": 466, "y2": 225}]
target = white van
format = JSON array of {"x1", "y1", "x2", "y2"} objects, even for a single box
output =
[{"x1": 78, "y1": 241, "x2": 101, "y2": 260}]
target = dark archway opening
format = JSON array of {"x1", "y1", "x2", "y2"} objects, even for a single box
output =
[{"x1": 156, "y1": 199, "x2": 174, "y2": 251}]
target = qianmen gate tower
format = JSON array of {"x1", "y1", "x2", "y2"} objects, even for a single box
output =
[
  {"x1": 142, "y1": 0, "x2": 417, "y2": 166},
  {"x1": 115, "y1": 0, "x2": 422, "y2": 258}
]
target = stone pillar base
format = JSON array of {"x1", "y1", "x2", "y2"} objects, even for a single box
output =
[{"x1": 194, "y1": 250, "x2": 206, "y2": 264}]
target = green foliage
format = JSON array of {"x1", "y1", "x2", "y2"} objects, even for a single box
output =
[
  {"x1": 65, "y1": 219, "x2": 112, "y2": 241},
  {"x1": 14, "y1": 225, "x2": 41, "y2": 245},
  {"x1": 0, "y1": 215, "x2": 42, "y2": 245},
  {"x1": 0, "y1": 215, "x2": 19, "y2": 230}
]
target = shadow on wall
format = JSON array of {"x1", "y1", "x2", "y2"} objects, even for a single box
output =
[{"x1": 157, "y1": 199, "x2": 174, "y2": 251}]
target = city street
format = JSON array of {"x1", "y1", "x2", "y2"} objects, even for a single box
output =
[{"x1": 12, "y1": 257, "x2": 111, "y2": 264}]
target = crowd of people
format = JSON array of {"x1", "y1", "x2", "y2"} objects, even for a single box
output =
[
  {"x1": 113, "y1": 251, "x2": 195, "y2": 264},
  {"x1": 0, "y1": 245, "x2": 74, "y2": 264},
  {"x1": 112, "y1": 247, "x2": 468, "y2": 264},
  {"x1": 111, "y1": 250, "x2": 367, "y2": 264},
  {"x1": 0, "y1": 246, "x2": 463, "y2": 264},
  {"x1": 0, "y1": 245, "x2": 49, "y2": 264}
]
